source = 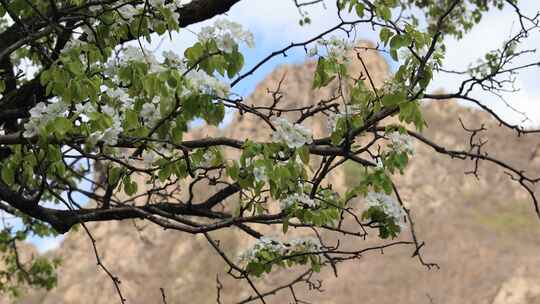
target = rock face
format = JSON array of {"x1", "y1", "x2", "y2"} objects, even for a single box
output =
[
  {"x1": 493, "y1": 268, "x2": 540, "y2": 304},
  {"x1": 4, "y1": 42, "x2": 540, "y2": 304}
]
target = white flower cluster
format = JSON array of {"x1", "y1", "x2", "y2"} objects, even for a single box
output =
[
  {"x1": 108, "y1": 48, "x2": 230, "y2": 97},
  {"x1": 380, "y1": 79, "x2": 403, "y2": 96},
  {"x1": 106, "y1": 87, "x2": 134, "y2": 109},
  {"x1": 89, "y1": 119, "x2": 123, "y2": 146},
  {"x1": 271, "y1": 117, "x2": 313, "y2": 149},
  {"x1": 23, "y1": 101, "x2": 69, "y2": 137},
  {"x1": 74, "y1": 102, "x2": 96, "y2": 123},
  {"x1": 235, "y1": 157, "x2": 267, "y2": 182},
  {"x1": 198, "y1": 19, "x2": 255, "y2": 53},
  {"x1": 81, "y1": 103, "x2": 123, "y2": 146},
  {"x1": 200, "y1": 150, "x2": 215, "y2": 168},
  {"x1": 237, "y1": 236, "x2": 321, "y2": 265},
  {"x1": 114, "y1": 0, "x2": 188, "y2": 26},
  {"x1": 326, "y1": 104, "x2": 362, "y2": 133},
  {"x1": 139, "y1": 97, "x2": 162, "y2": 128},
  {"x1": 163, "y1": 50, "x2": 183, "y2": 66},
  {"x1": 116, "y1": 4, "x2": 142, "y2": 23},
  {"x1": 375, "y1": 157, "x2": 384, "y2": 170},
  {"x1": 120, "y1": 46, "x2": 165, "y2": 74},
  {"x1": 150, "y1": 0, "x2": 191, "y2": 23},
  {"x1": 387, "y1": 131, "x2": 415, "y2": 154},
  {"x1": 308, "y1": 37, "x2": 353, "y2": 63},
  {"x1": 188, "y1": 70, "x2": 230, "y2": 97},
  {"x1": 22, "y1": 98, "x2": 127, "y2": 146},
  {"x1": 129, "y1": 142, "x2": 177, "y2": 169},
  {"x1": 150, "y1": 0, "x2": 190, "y2": 9},
  {"x1": 288, "y1": 237, "x2": 322, "y2": 252},
  {"x1": 365, "y1": 191, "x2": 406, "y2": 228},
  {"x1": 280, "y1": 192, "x2": 318, "y2": 210},
  {"x1": 253, "y1": 165, "x2": 267, "y2": 183},
  {"x1": 142, "y1": 149, "x2": 156, "y2": 167}
]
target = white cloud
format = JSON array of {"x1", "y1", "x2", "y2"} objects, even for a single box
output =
[{"x1": 228, "y1": 1, "x2": 342, "y2": 43}]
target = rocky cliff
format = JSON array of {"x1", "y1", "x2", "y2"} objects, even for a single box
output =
[{"x1": 4, "y1": 42, "x2": 540, "y2": 304}]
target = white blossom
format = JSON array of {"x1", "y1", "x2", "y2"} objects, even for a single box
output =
[
  {"x1": 237, "y1": 236, "x2": 286, "y2": 264},
  {"x1": 198, "y1": 19, "x2": 255, "y2": 53},
  {"x1": 103, "y1": 120, "x2": 123, "y2": 145},
  {"x1": 142, "y1": 150, "x2": 156, "y2": 167},
  {"x1": 106, "y1": 87, "x2": 133, "y2": 108},
  {"x1": 201, "y1": 150, "x2": 214, "y2": 167},
  {"x1": 122, "y1": 46, "x2": 145, "y2": 62},
  {"x1": 308, "y1": 45, "x2": 319, "y2": 57},
  {"x1": 120, "y1": 46, "x2": 165, "y2": 73},
  {"x1": 326, "y1": 104, "x2": 362, "y2": 133},
  {"x1": 253, "y1": 165, "x2": 267, "y2": 182},
  {"x1": 117, "y1": 4, "x2": 142, "y2": 23},
  {"x1": 89, "y1": 119, "x2": 123, "y2": 146},
  {"x1": 365, "y1": 191, "x2": 406, "y2": 228},
  {"x1": 187, "y1": 70, "x2": 230, "y2": 97},
  {"x1": 140, "y1": 102, "x2": 161, "y2": 128},
  {"x1": 163, "y1": 50, "x2": 182, "y2": 66},
  {"x1": 149, "y1": 0, "x2": 165, "y2": 7},
  {"x1": 271, "y1": 117, "x2": 313, "y2": 149},
  {"x1": 28, "y1": 102, "x2": 47, "y2": 118},
  {"x1": 387, "y1": 131, "x2": 415, "y2": 154},
  {"x1": 317, "y1": 37, "x2": 353, "y2": 63},
  {"x1": 23, "y1": 122, "x2": 40, "y2": 138},
  {"x1": 106, "y1": 87, "x2": 129, "y2": 100},
  {"x1": 375, "y1": 157, "x2": 384, "y2": 170},
  {"x1": 168, "y1": 9, "x2": 181, "y2": 23},
  {"x1": 88, "y1": 4, "x2": 102, "y2": 14},
  {"x1": 114, "y1": 47, "x2": 229, "y2": 97},
  {"x1": 23, "y1": 101, "x2": 69, "y2": 137},
  {"x1": 288, "y1": 237, "x2": 321, "y2": 252},
  {"x1": 101, "y1": 105, "x2": 116, "y2": 117},
  {"x1": 238, "y1": 236, "x2": 321, "y2": 265},
  {"x1": 75, "y1": 102, "x2": 96, "y2": 123},
  {"x1": 280, "y1": 193, "x2": 318, "y2": 210},
  {"x1": 81, "y1": 25, "x2": 97, "y2": 42}
]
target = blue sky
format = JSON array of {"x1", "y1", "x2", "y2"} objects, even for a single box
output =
[{"x1": 9, "y1": 0, "x2": 539, "y2": 252}]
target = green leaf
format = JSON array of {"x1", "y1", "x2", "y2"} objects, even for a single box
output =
[
  {"x1": 158, "y1": 163, "x2": 173, "y2": 181},
  {"x1": 185, "y1": 42, "x2": 204, "y2": 66},
  {"x1": 382, "y1": 91, "x2": 405, "y2": 107},
  {"x1": 282, "y1": 219, "x2": 289, "y2": 233},
  {"x1": 226, "y1": 51, "x2": 245, "y2": 78},
  {"x1": 390, "y1": 49, "x2": 398, "y2": 61},
  {"x1": 311, "y1": 261, "x2": 321, "y2": 272},
  {"x1": 125, "y1": 109, "x2": 139, "y2": 130},
  {"x1": 377, "y1": 6, "x2": 392, "y2": 21},
  {"x1": 313, "y1": 57, "x2": 336, "y2": 89},
  {"x1": 389, "y1": 35, "x2": 407, "y2": 50},
  {"x1": 297, "y1": 145, "x2": 310, "y2": 165},
  {"x1": 123, "y1": 176, "x2": 138, "y2": 195},
  {"x1": 355, "y1": 3, "x2": 365, "y2": 17},
  {"x1": 379, "y1": 28, "x2": 393, "y2": 46},
  {"x1": 66, "y1": 60, "x2": 84, "y2": 77},
  {"x1": 108, "y1": 166, "x2": 123, "y2": 185},
  {"x1": 1, "y1": 163, "x2": 14, "y2": 185},
  {"x1": 53, "y1": 117, "x2": 72, "y2": 137}
]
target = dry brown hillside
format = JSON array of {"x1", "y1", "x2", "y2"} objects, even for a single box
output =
[{"x1": 4, "y1": 42, "x2": 540, "y2": 304}]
